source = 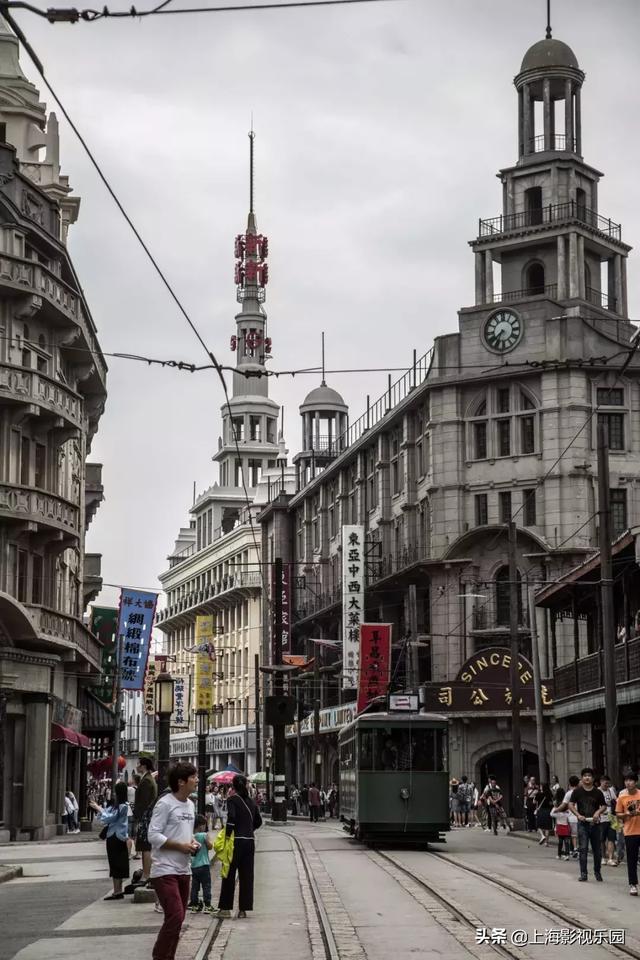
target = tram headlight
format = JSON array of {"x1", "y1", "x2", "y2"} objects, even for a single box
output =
[{"x1": 400, "y1": 787, "x2": 411, "y2": 801}]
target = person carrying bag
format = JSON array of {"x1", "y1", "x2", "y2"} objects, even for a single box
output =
[{"x1": 212, "y1": 775, "x2": 262, "y2": 919}]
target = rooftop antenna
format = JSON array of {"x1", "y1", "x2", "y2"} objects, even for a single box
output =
[
  {"x1": 321, "y1": 331, "x2": 326, "y2": 386},
  {"x1": 249, "y1": 119, "x2": 255, "y2": 215},
  {"x1": 546, "y1": 0, "x2": 552, "y2": 39}
]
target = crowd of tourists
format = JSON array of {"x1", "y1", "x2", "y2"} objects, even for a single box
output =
[
  {"x1": 289, "y1": 783, "x2": 339, "y2": 821},
  {"x1": 450, "y1": 767, "x2": 640, "y2": 896}
]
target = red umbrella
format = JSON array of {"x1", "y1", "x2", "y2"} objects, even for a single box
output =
[{"x1": 211, "y1": 770, "x2": 236, "y2": 785}]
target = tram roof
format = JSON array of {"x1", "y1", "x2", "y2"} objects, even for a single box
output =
[{"x1": 338, "y1": 711, "x2": 449, "y2": 736}]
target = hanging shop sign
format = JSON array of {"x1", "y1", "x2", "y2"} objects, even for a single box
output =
[
  {"x1": 285, "y1": 701, "x2": 357, "y2": 738},
  {"x1": 194, "y1": 615, "x2": 215, "y2": 711},
  {"x1": 342, "y1": 525, "x2": 364, "y2": 689},
  {"x1": 357, "y1": 623, "x2": 392, "y2": 713},
  {"x1": 143, "y1": 658, "x2": 158, "y2": 716},
  {"x1": 271, "y1": 562, "x2": 291, "y2": 657},
  {"x1": 172, "y1": 675, "x2": 188, "y2": 728},
  {"x1": 421, "y1": 646, "x2": 554, "y2": 712},
  {"x1": 117, "y1": 589, "x2": 158, "y2": 691}
]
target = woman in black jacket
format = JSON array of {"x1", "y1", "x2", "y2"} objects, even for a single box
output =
[{"x1": 214, "y1": 775, "x2": 262, "y2": 919}]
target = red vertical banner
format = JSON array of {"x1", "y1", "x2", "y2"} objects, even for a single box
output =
[
  {"x1": 357, "y1": 623, "x2": 392, "y2": 713},
  {"x1": 271, "y1": 562, "x2": 291, "y2": 660}
]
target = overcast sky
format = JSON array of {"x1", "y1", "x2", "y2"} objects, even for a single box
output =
[{"x1": 12, "y1": 0, "x2": 640, "y2": 610}]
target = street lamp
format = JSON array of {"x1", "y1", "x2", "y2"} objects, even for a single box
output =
[
  {"x1": 155, "y1": 669, "x2": 175, "y2": 794},
  {"x1": 195, "y1": 709, "x2": 209, "y2": 816}
]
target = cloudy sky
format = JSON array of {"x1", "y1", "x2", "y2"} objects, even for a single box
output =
[{"x1": 11, "y1": 0, "x2": 640, "y2": 609}]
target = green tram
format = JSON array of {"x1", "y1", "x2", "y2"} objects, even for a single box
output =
[{"x1": 338, "y1": 712, "x2": 450, "y2": 843}]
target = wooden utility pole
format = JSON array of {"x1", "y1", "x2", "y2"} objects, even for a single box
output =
[
  {"x1": 527, "y1": 585, "x2": 549, "y2": 785},
  {"x1": 597, "y1": 419, "x2": 620, "y2": 784},
  {"x1": 254, "y1": 653, "x2": 261, "y2": 773},
  {"x1": 508, "y1": 521, "x2": 523, "y2": 819},
  {"x1": 404, "y1": 583, "x2": 419, "y2": 689},
  {"x1": 313, "y1": 652, "x2": 321, "y2": 788},
  {"x1": 272, "y1": 558, "x2": 287, "y2": 821}
]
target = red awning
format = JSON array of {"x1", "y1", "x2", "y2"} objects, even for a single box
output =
[
  {"x1": 77, "y1": 732, "x2": 91, "y2": 749},
  {"x1": 51, "y1": 723, "x2": 80, "y2": 746}
]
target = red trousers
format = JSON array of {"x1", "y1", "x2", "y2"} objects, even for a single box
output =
[{"x1": 151, "y1": 874, "x2": 190, "y2": 960}]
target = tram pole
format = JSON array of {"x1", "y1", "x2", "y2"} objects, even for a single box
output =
[
  {"x1": 272, "y1": 558, "x2": 287, "y2": 822},
  {"x1": 527, "y1": 584, "x2": 549, "y2": 786},
  {"x1": 597, "y1": 419, "x2": 620, "y2": 786},
  {"x1": 508, "y1": 520, "x2": 523, "y2": 821}
]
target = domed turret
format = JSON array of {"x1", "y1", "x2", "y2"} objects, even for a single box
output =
[
  {"x1": 520, "y1": 38, "x2": 579, "y2": 72},
  {"x1": 294, "y1": 337, "x2": 348, "y2": 486}
]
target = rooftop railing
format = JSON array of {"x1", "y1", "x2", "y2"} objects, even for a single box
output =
[{"x1": 479, "y1": 201, "x2": 622, "y2": 242}]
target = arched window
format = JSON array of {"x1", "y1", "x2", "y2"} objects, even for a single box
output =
[
  {"x1": 525, "y1": 262, "x2": 545, "y2": 296},
  {"x1": 495, "y1": 566, "x2": 523, "y2": 626}
]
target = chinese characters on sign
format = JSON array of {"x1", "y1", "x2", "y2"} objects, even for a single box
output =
[
  {"x1": 271, "y1": 562, "x2": 290, "y2": 658},
  {"x1": 475, "y1": 928, "x2": 624, "y2": 947},
  {"x1": 143, "y1": 658, "x2": 158, "y2": 716},
  {"x1": 357, "y1": 623, "x2": 392, "y2": 713},
  {"x1": 172, "y1": 675, "x2": 187, "y2": 728},
  {"x1": 342, "y1": 525, "x2": 364, "y2": 689},
  {"x1": 194, "y1": 615, "x2": 215, "y2": 711},
  {"x1": 117, "y1": 590, "x2": 158, "y2": 691}
]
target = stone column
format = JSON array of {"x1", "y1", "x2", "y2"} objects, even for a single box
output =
[
  {"x1": 23, "y1": 695, "x2": 51, "y2": 836},
  {"x1": 621, "y1": 256, "x2": 628, "y2": 317},
  {"x1": 475, "y1": 251, "x2": 484, "y2": 304},
  {"x1": 614, "y1": 255, "x2": 623, "y2": 314},
  {"x1": 523, "y1": 83, "x2": 531, "y2": 154},
  {"x1": 484, "y1": 250, "x2": 493, "y2": 301},
  {"x1": 565, "y1": 80, "x2": 574, "y2": 151},
  {"x1": 557, "y1": 235, "x2": 567, "y2": 299},
  {"x1": 518, "y1": 87, "x2": 524, "y2": 156},
  {"x1": 568, "y1": 232, "x2": 579, "y2": 298},
  {"x1": 543, "y1": 78, "x2": 552, "y2": 150},
  {"x1": 575, "y1": 87, "x2": 582, "y2": 154},
  {"x1": 577, "y1": 235, "x2": 585, "y2": 298}
]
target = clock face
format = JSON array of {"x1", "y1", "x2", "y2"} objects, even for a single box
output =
[{"x1": 483, "y1": 310, "x2": 523, "y2": 353}]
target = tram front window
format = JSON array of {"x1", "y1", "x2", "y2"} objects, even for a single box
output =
[{"x1": 359, "y1": 727, "x2": 446, "y2": 771}]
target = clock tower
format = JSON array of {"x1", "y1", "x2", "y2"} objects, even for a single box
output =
[{"x1": 466, "y1": 33, "x2": 632, "y2": 351}]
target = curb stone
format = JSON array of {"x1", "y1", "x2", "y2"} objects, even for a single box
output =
[{"x1": 0, "y1": 865, "x2": 22, "y2": 883}]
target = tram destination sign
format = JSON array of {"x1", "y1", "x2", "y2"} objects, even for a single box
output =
[{"x1": 422, "y1": 647, "x2": 553, "y2": 712}]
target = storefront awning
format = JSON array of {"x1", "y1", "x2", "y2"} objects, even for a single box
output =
[{"x1": 51, "y1": 723, "x2": 91, "y2": 748}]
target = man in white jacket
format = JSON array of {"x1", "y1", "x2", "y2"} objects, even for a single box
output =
[{"x1": 148, "y1": 763, "x2": 199, "y2": 960}]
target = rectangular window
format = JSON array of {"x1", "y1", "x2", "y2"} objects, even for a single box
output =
[
  {"x1": 499, "y1": 491, "x2": 512, "y2": 523},
  {"x1": 497, "y1": 419, "x2": 511, "y2": 456},
  {"x1": 416, "y1": 439, "x2": 424, "y2": 476},
  {"x1": 234, "y1": 458, "x2": 242, "y2": 486},
  {"x1": 20, "y1": 436, "x2": 30, "y2": 486},
  {"x1": 35, "y1": 443, "x2": 46, "y2": 489},
  {"x1": 266, "y1": 419, "x2": 276, "y2": 444},
  {"x1": 391, "y1": 458, "x2": 399, "y2": 495},
  {"x1": 610, "y1": 489, "x2": 627, "y2": 536},
  {"x1": 37, "y1": 355, "x2": 47, "y2": 374},
  {"x1": 475, "y1": 493, "x2": 488, "y2": 526},
  {"x1": 249, "y1": 416, "x2": 261, "y2": 442},
  {"x1": 597, "y1": 387, "x2": 624, "y2": 406},
  {"x1": 249, "y1": 459, "x2": 261, "y2": 486},
  {"x1": 231, "y1": 417, "x2": 245, "y2": 442},
  {"x1": 473, "y1": 421, "x2": 487, "y2": 459},
  {"x1": 497, "y1": 387, "x2": 510, "y2": 413},
  {"x1": 32, "y1": 555, "x2": 43, "y2": 604},
  {"x1": 523, "y1": 488, "x2": 536, "y2": 526},
  {"x1": 17, "y1": 549, "x2": 28, "y2": 602},
  {"x1": 521, "y1": 415, "x2": 535, "y2": 454},
  {"x1": 599, "y1": 412, "x2": 624, "y2": 451}
]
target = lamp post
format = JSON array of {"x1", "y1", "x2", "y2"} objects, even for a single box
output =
[
  {"x1": 155, "y1": 669, "x2": 175, "y2": 794},
  {"x1": 195, "y1": 709, "x2": 209, "y2": 816}
]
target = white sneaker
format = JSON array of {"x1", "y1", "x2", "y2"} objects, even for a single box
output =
[
  {"x1": 630, "y1": 885, "x2": 638, "y2": 896},
  {"x1": 484, "y1": 827, "x2": 491, "y2": 832}
]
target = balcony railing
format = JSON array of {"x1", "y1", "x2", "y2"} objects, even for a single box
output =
[
  {"x1": 157, "y1": 570, "x2": 263, "y2": 625},
  {"x1": 365, "y1": 544, "x2": 427, "y2": 585},
  {"x1": 467, "y1": 584, "x2": 530, "y2": 633},
  {"x1": 293, "y1": 583, "x2": 342, "y2": 623},
  {"x1": 490, "y1": 283, "x2": 558, "y2": 304},
  {"x1": 586, "y1": 286, "x2": 617, "y2": 312},
  {"x1": 0, "y1": 362, "x2": 83, "y2": 429},
  {"x1": 478, "y1": 201, "x2": 622, "y2": 242},
  {"x1": 525, "y1": 134, "x2": 577, "y2": 155},
  {"x1": 0, "y1": 482, "x2": 79, "y2": 536},
  {"x1": 554, "y1": 637, "x2": 640, "y2": 700},
  {"x1": 25, "y1": 603, "x2": 102, "y2": 668}
]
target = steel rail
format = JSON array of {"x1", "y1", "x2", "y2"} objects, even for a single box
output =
[{"x1": 285, "y1": 830, "x2": 340, "y2": 960}]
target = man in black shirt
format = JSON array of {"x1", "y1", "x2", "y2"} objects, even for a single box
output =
[{"x1": 568, "y1": 767, "x2": 607, "y2": 881}]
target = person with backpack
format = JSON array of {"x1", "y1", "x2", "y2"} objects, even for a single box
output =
[
  {"x1": 213, "y1": 774, "x2": 262, "y2": 919},
  {"x1": 482, "y1": 777, "x2": 510, "y2": 834},
  {"x1": 458, "y1": 776, "x2": 475, "y2": 827}
]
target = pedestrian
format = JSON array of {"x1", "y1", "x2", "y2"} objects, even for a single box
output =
[
  {"x1": 63, "y1": 792, "x2": 75, "y2": 833},
  {"x1": 300, "y1": 784, "x2": 309, "y2": 817},
  {"x1": 188, "y1": 815, "x2": 214, "y2": 913},
  {"x1": 89, "y1": 781, "x2": 130, "y2": 900},
  {"x1": 615, "y1": 771, "x2": 640, "y2": 896},
  {"x1": 319, "y1": 787, "x2": 327, "y2": 820},
  {"x1": 290, "y1": 784, "x2": 299, "y2": 816},
  {"x1": 458, "y1": 776, "x2": 474, "y2": 827},
  {"x1": 562, "y1": 775, "x2": 580, "y2": 858},
  {"x1": 148, "y1": 762, "x2": 199, "y2": 960},
  {"x1": 127, "y1": 775, "x2": 138, "y2": 858},
  {"x1": 205, "y1": 786, "x2": 215, "y2": 830},
  {"x1": 568, "y1": 767, "x2": 607, "y2": 882},
  {"x1": 308, "y1": 782, "x2": 321, "y2": 823},
  {"x1": 328, "y1": 784, "x2": 338, "y2": 819},
  {"x1": 213, "y1": 774, "x2": 262, "y2": 919},
  {"x1": 535, "y1": 783, "x2": 553, "y2": 846},
  {"x1": 482, "y1": 777, "x2": 509, "y2": 834},
  {"x1": 524, "y1": 777, "x2": 540, "y2": 832},
  {"x1": 133, "y1": 757, "x2": 158, "y2": 886},
  {"x1": 598, "y1": 774, "x2": 618, "y2": 866},
  {"x1": 449, "y1": 779, "x2": 460, "y2": 826},
  {"x1": 551, "y1": 786, "x2": 572, "y2": 860}
]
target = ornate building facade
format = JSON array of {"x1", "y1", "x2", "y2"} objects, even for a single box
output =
[
  {"x1": 0, "y1": 22, "x2": 107, "y2": 839},
  {"x1": 259, "y1": 32, "x2": 640, "y2": 798}
]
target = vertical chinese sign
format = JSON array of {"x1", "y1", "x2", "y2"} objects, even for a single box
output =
[
  {"x1": 172, "y1": 675, "x2": 187, "y2": 728},
  {"x1": 90, "y1": 606, "x2": 118, "y2": 705},
  {"x1": 271, "y1": 562, "x2": 291, "y2": 660},
  {"x1": 194, "y1": 615, "x2": 215, "y2": 711},
  {"x1": 342, "y1": 525, "x2": 364, "y2": 689},
  {"x1": 118, "y1": 590, "x2": 158, "y2": 691},
  {"x1": 143, "y1": 658, "x2": 157, "y2": 715},
  {"x1": 357, "y1": 623, "x2": 392, "y2": 713}
]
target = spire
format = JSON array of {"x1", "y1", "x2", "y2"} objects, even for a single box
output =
[
  {"x1": 546, "y1": 0, "x2": 552, "y2": 39},
  {"x1": 247, "y1": 126, "x2": 256, "y2": 235},
  {"x1": 321, "y1": 331, "x2": 326, "y2": 387}
]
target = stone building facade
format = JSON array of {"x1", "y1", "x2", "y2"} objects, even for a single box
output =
[
  {"x1": 259, "y1": 33, "x2": 640, "y2": 800},
  {"x1": 0, "y1": 22, "x2": 107, "y2": 839}
]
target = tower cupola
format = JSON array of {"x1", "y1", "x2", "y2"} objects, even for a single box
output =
[{"x1": 294, "y1": 335, "x2": 348, "y2": 487}]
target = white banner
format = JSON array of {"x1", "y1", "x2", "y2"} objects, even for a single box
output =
[
  {"x1": 342, "y1": 524, "x2": 364, "y2": 688},
  {"x1": 172, "y1": 675, "x2": 188, "y2": 728}
]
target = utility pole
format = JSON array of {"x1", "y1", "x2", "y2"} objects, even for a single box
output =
[
  {"x1": 111, "y1": 632, "x2": 123, "y2": 797},
  {"x1": 597, "y1": 418, "x2": 620, "y2": 785},
  {"x1": 404, "y1": 583, "x2": 419, "y2": 690},
  {"x1": 508, "y1": 521, "x2": 523, "y2": 820},
  {"x1": 271, "y1": 558, "x2": 287, "y2": 821},
  {"x1": 254, "y1": 653, "x2": 261, "y2": 774},
  {"x1": 313, "y1": 651, "x2": 321, "y2": 788},
  {"x1": 527, "y1": 584, "x2": 549, "y2": 785}
]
